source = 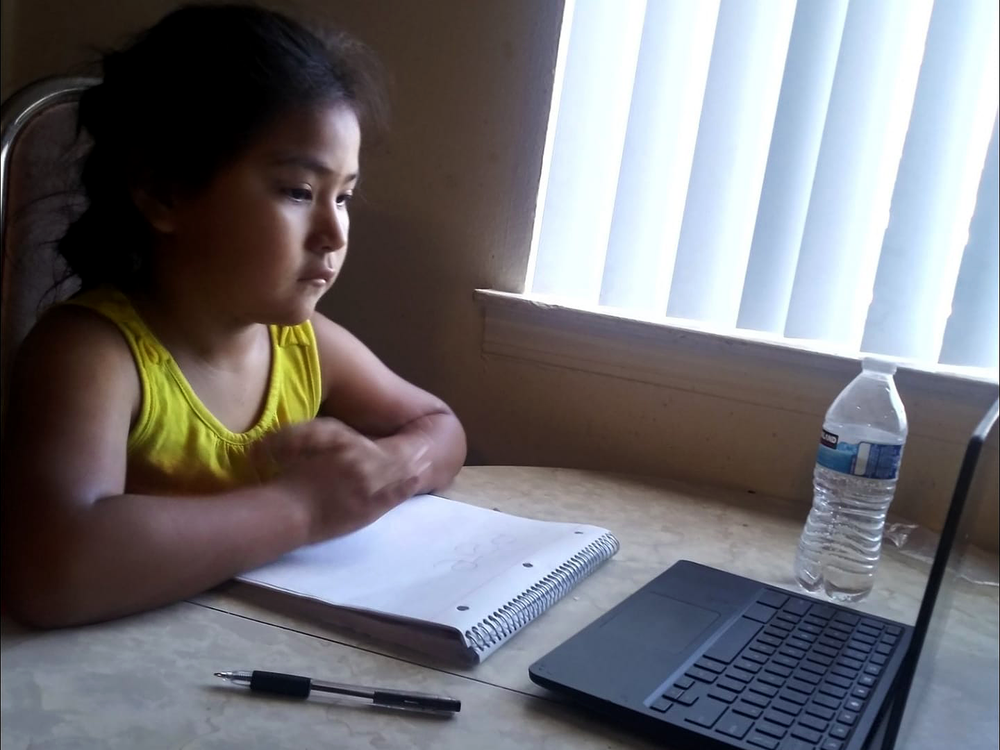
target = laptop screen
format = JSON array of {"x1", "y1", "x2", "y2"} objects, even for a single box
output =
[{"x1": 884, "y1": 401, "x2": 999, "y2": 749}]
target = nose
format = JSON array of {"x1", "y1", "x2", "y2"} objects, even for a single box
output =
[{"x1": 309, "y1": 199, "x2": 348, "y2": 255}]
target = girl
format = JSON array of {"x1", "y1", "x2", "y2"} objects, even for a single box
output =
[{"x1": 1, "y1": 5, "x2": 467, "y2": 628}]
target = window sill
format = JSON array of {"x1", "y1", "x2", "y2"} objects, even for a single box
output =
[{"x1": 474, "y1": 289, "x2": 999, "y2": 445}]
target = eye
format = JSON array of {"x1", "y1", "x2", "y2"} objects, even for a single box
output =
[
  {"x1": 282, "y1": 186, "x2": 313, "y2": 203},
  {"x1": 336, "y1": 192, "x2": 354, "y2": 208}
]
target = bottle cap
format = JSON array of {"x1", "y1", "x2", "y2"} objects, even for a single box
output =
[{"x1": 861, "y1": 356, "x2": 898, "y2": 375}]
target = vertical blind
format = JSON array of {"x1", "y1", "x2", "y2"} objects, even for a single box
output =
[{"x1": 528, "y1": 0, "x2": 1000, "y2": 372}]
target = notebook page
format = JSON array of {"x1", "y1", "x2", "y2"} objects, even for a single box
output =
[{"x1": 238, "y1": 494, "x2": 612, "y2": 630}]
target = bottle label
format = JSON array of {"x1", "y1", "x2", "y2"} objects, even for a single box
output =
[{"x1": 816, "y1": 430, "x2": 902, "y2": 479}]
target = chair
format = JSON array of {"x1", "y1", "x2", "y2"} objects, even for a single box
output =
[{"x1": 0, "y1": 76, "x2": 97, "y2": 421}]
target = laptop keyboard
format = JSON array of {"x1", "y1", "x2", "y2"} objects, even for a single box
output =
[{"x1": 647, "y1": 589, "x2": 902, "y2": 750}]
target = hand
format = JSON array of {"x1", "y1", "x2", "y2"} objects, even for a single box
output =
[{"x1": 258, "y1": 418, "x2": 430, "y2": 543}]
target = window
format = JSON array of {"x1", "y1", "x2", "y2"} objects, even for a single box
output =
[{"x1": 525, "y1": 0, "x2": 999, "y2": 376}]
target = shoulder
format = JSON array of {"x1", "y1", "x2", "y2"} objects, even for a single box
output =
[{"x1": 13, "y1": 305, "x2": 141, "y2": 418}]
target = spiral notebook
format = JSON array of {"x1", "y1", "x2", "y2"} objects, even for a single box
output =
[{"x1": 235, "y1": 494, "x2": 619, "y2": 664}]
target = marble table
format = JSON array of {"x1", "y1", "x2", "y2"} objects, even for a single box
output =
[{"x1": 3, "y1": 467, "x2": 998, "y2": 749}]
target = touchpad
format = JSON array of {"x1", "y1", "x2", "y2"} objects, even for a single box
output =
[{"x1": 600, "y1": 591, "x2": 720, "y2": 654}]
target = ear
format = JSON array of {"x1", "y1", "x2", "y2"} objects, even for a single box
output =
[{"x1": 131, "y1": 186, "x2": 176, "y2": 234}]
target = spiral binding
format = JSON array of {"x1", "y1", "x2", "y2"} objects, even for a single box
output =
[{"x1": 464, "y1": 532, "x2": 620, "y2": 654}]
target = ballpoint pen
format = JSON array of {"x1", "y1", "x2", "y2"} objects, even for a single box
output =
[{"x1": 214, "y1": 670, "x2": 461, "y2": 714}]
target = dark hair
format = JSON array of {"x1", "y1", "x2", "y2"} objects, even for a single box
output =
[{"x1": 59, "y1": 3, "x2": 386, "y2": 291}]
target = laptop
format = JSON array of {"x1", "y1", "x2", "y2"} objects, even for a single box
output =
[{"x1": 529, "y1": 399, "x2": 999, "y2": 750}]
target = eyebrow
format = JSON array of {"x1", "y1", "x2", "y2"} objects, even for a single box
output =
[{"x1": 269, "y1": 154, "x2": 359, "y2": 183}]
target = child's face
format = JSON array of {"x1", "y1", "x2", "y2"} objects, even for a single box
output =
[{"x1": 157, "y1": 102, "x2": 362, "y2": 326}]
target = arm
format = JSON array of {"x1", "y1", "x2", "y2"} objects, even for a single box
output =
[
  {"x1": 310, "y1": 312, "x2": 467, "y2": 495},
  {"x1": 0, "y1": 309, "x2": 388, "y2": 629}
]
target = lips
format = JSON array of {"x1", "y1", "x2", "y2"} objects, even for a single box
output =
[{"x1": 300, "y1": 267, "x2": 336, "y2": 284}]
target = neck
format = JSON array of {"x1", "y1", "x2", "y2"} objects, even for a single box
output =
[{"x1": 128, "y1": 277, "x2": 264, "y2": 365}]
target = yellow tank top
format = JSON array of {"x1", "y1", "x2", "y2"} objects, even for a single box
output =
[{"x1": 65, "y1": 287, "x2": 322, "y2": 495}]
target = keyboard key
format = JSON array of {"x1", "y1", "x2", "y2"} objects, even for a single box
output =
[
  {"x1": 759, "y1": 590, "x2": 789, "y2": 608},
  {"x1": 864, "y1": 664, "x2": 883, "y2": 677},
  {"x1": 845, "y1": 698, "x2": 863, "y2": 712},
  {"x1": 785, "y1": 598, "x2": 813, "y2": 616},
  {"x1": 747, "y1": 734, "x2": 779, "y2": 749},
  {"x1": 792, "y1": 724, "x2": 823, "y2": 744},
  {"x1": 679, "y1": 697, "x2": 728, "y2": 728},
  {"x1": 778, "y1": 647, "x2": 806, "y2": 661},
  {"x1": 799, "y1": 622, "x2": 823, "y2": 636},
  {"x1": 749, "y1": 681, "x2": 779, "y2": 698},
  {"x1": 763, "y1": 709, "x2": 794, "y2": 727},
  {"x1": 833, "y1": 611, "x2": 860, "y2": 626},
  {"x1": 829, "y1": 621, "x2": 854, "y2": 635},
  {"x1": 793, "y1": 630, "x2": 817, "y2": 644},
  {"x1": 708, "y1": 687, "x2": 738, "y2": 704},
  {"x1": 814, "y1": 644, "x2": 840, "y2": 659},
  {"x1": 737, "y1": 655, "x2": 765, "y2": 670},
  {"x1": 848, "y1": 639, "x2": 872, "y2": 653},
  {"x1": 824, "y1": 628, "x2": 849, "y2": 642},
  {"x1": 744, "y1": 650, "x2": 768, "y2": 665},
  {"x1": 772, "y1": 698, "x2": 802, "y2": 716},
  {"x1": 650, "y1": 696, "x2": 672, "y2": 712},
  {"x1": 733, "y1": 702, "x2": 763, "y2": 719},
  {"x1": 838, "y1": 710, "x2": 858, "y2": 726},
  {"x1": 886, "y1": 625, "x2": 902, "y2": 636},
  {"x1": 783, "y1": 739, "x2": 817, "y2": 750},
  {"x1": 793, "y1": 669, "x2": 821, "y2": 685},
  {"x1": 742, "y1": 691, "x2": 769, "y2": 708},
  {"x1": 814, "y1": 693, "x2": 840, "y2": 710},
  {"x1": 853, "y1": 632, "x2": 877, "y2": 646},
  {"x1": 818, "y1": 636, "x2": 843, "y2": 650},
  {"x1": 820, "y1": 683, "x2": 848, "y2": 699},
  {"x1": 674, "y1": 676, "x2": 694, "y2": 690},
  {"x1": 837, "y1": 656, "x2": 864, "y2": 671},
  {"x1": 768, "y1": 620, "x2": 793, "y2": 635},
  {"x1": 831, "y1": 665, "x2": 858, "y2": 680},
  {"x1": 807, "y1": 654, "x2": 834, "y2": 670},
  {"x1": 686, "y1": 667, "x2": 718, "y2": 684},
  {"x1": 717, "y1": 677, "x2": 745, "y2": 693},
  {"x1": 695, "y1": 657, "x2": 725, "y2": 674},
  {"x1": 859, "y1": 675, "x2": 876, "y2": 687},
  {"x1": 861, "y1": 617, "x2": 885, "y2": 631},
  {"x1": 830, "y1": 723, "x2": 851, "y2": 739},
  {"x1": 799, "y1": 712, "x2": 829, "y2": 732},
  {"x1": 759, "y1": 672, "x2": 785, "y2": 688},
  {"x1": 787, "y1": 678, "x2": 816, "y2": 696},
  {"x1": 876, "y1": 643, "x2": 893, "y2": 655},
  {"x1": 764, "y1": 662, "x2": 793, "y2": 678},
  {"x1": 779, "y1": 689, "x2": 808, "y2": 706},
  {"x1": 852, "y1": 686, "x2": 871, "y2": 699},
  {"x1": 663, "y1": 686, "x2": 685, "y2": 701},
  {"x1": 759, "y1": 634, "x2": 783, "y2": 648},
  {"x1": 775, "y1": 612, "x2": 800, "y2": 626},
  {"x1": 765, "y1": 626, "x2": 790, "y2": 640},
  {"x1": 825, "y1": 674, "x2": 852, "y2": 689},
  {"x1": 843, "y1": 648, "x2": 868, "y2": 661},
  {"x1": 822, "y1": 740, "x2": 844, "y2": 750},
  {"x1": 744, "y1": 603, "x2": 777, "y2": 624},
  {"x1": 857, "y1": 624, "x2": 881, "y2": 638},
  {"x1": 870, "y1": 653, "x2": 888, "y2": 666},
  {"x1": 750, "y1": 642, "x2": 777, "y2": 657},
  {"x1": 675, "y1": 690, "x2": 699, "y2": 706},
  {"x1": 727, "y1": 667, "x2": 755, "y2": 683},
  {"x1": 787, "y1": 637, "x2": 811, "y2": 651},
  {"x1": 705, "y1": 617, "x2": 763, "y2": 663},
  {"x1": 756, "y1": 722, "x2": 787, "y2": 740},
  {"x1": 715, "y1": 711, "x2": 753, "y2": 739},
  {"x1": 806, "y1": 702, "x2": 836, "y2": 721},
  {"x1": 809, "y1": 604, "x2": 836, "y2": 620},
  {"x1": 882, "y1": 635, "x2": 898, "y2": 647},
  {"x1": 800, "y1": 660, "x2": 826, "y2": 676}
]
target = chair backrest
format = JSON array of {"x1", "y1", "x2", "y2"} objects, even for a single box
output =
[{"x1": 0, "y1": 76, "x2": 97, "y2": 421}]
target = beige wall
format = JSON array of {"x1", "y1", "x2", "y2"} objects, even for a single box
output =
[{"x1": 4, "y1": 0, "x2": 998, "y2": 552}]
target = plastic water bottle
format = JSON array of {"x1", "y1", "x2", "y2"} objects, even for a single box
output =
[{"x1": 794, "y1": 358, "x2": 908, "y2": 602}]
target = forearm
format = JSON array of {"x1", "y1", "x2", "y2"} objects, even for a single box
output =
[
  {"x1": 2, "y1": 481, "x2": 309, "y2": 629},
  {"x1": 376, "y1": 411, "x2": 467, "y2": 494}
]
